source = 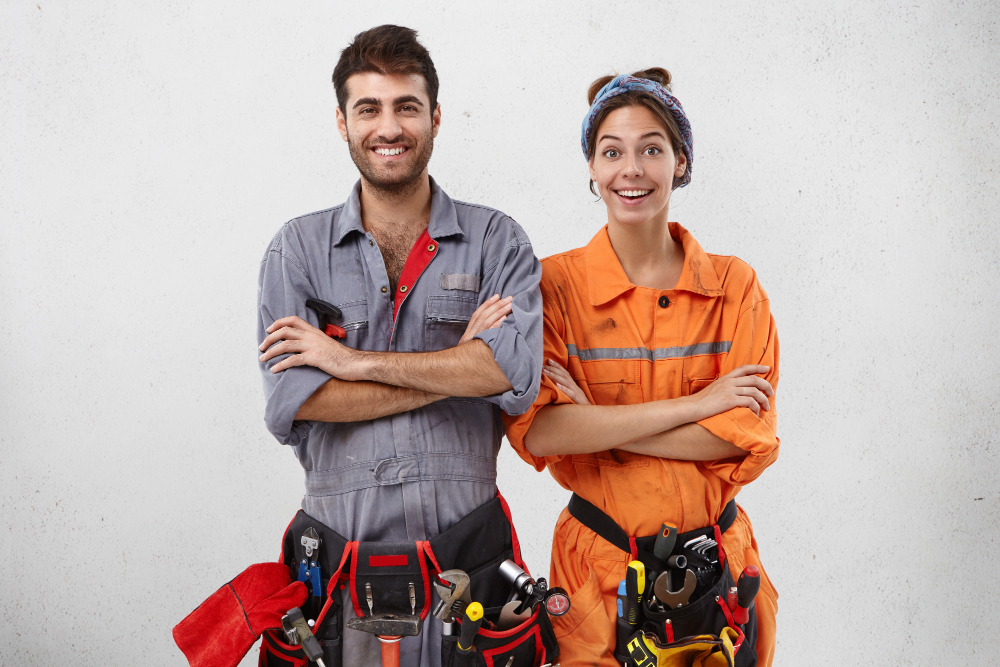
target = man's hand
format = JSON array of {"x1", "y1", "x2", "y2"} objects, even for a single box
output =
[
  {"x1": 683, "y1": 365, "x2": 773, "y2": 420},
  {"x1": 460, "y1": 294, "x2": 512, "y2": 344},
  {"x1": 541, "y1": 359, "x2": 591, "y2": 405},
  {"x1": 259, "y1": 316, "x2": 365, "y2": 380},
  {"x1": 260, "y1": 294, "x2": 512, "y2": 382}
]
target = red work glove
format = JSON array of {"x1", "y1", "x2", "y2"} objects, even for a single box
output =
[{"x1": 173, "y1": 562, "x2": 308, "y2": 667}]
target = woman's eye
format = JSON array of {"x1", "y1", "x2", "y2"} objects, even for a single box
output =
[
  {"x1": 603, "y1": 149, "x2": 619, "y2": 158},
  {"x1": 644, "y1": 147, "x2": 661, "y2": 156}
]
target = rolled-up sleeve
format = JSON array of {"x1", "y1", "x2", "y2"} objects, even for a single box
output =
[
  {"x1": 698, "y1": 288, "x2": 780, "y2": 485},
  {"x1": 473, "y1": 217, "x2": 543, "y2": 416},
  {"x1": 257, "y1": 229, "x2": 332, "y2": 446}
]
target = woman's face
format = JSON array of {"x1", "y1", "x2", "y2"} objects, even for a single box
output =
[{"x1": 588, "y1": 105, "x2": 687, "y2": 227}]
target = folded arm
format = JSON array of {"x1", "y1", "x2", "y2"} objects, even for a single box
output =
[{"x1": 525, "y1": 360, "x2": 770, "y2": 460}]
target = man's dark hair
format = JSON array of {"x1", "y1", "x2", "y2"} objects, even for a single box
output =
[{"x1": 332, "y1": 25, "x2": 439, "y2": 113}]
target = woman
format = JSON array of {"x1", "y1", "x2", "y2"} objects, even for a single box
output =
[{"x1": 503, "y1": 69, "x2": 779, "y2": 666}]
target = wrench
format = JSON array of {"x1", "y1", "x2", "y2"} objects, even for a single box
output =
[{"x1": 652, "y1": 569, "x2": 697, "y2": 609}]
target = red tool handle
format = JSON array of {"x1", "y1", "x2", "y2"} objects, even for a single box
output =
[
  {"x1": 324, "y1": 323, "x2": 347, "y2": 339},
  {"x1": 733, "y1": 565, "x2": 760, "y2": 625}
]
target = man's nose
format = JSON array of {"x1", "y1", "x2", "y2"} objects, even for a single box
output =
[{"x1": 376, "y1": 111, "x2": 403, "y2": 141}]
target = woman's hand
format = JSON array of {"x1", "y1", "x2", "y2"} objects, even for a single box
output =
[
  {"x1": 460, "y1": 294, "x2": 513, "y2": 344},
  {"x1": 686, "y1": 365, "x2": 773, "y2": 420},
  {"x1": 542, "y1": 359, "x2": 591, "y2": 405}
]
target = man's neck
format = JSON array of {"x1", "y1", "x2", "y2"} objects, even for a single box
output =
[{"x1": 359, "y1": 172, "x2": 433, "y2": 230}]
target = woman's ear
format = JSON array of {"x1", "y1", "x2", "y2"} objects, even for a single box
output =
[
  {"x1": 674, "y1": 151, "x2": 688, "y2": 178},
  {"x1": 588, "y1": 157, "x2": 598, "y2": 183}
]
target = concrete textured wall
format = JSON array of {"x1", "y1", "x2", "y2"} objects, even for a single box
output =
[{"x1": 2, "y1": 1, "x2": 998, "y2": 664}]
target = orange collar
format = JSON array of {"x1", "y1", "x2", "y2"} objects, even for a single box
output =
[{"x1": 585, "y1": 222, "x2": 726, "y2": 306}]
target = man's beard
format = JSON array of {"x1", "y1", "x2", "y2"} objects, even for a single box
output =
[{"x1": 347, "y1": 129, "x2": 434, "y2": 198}]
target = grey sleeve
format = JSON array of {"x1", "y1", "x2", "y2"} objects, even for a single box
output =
[
  {"x1": 257, "y1": 235, "x2": 332, "y2": 446},
  {"x1": 472, "y1": 218, "x2": 543, "y2": 415}
]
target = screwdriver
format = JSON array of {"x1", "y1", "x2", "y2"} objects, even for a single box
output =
[
  {"x1": 653, "y1": 522, "x2": 678, "y2": 561},
  {"x1": 626, "y1": 561, "x2": 645, "y2": 624},
  {"x1": 733, "y1": 565, "x2": 760, "y2": 625},
  {"x1": 458, "y1": 602, "x2": 484, "y2": 652},
  {"x1": 284, "y1": 607, "x2": 327, "y2": 667}
]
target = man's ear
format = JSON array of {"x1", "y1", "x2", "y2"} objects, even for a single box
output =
[
  {"x1": 431, "y1": 104, "x2": 441, "y2": 139},
  {"x1": 335, "y1": 106, "x2": 349, "y2": 142}
]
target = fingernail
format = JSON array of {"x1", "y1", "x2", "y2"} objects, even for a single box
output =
[{"x1": 258, "y1": 354, "x2": 264, "y2": 360}]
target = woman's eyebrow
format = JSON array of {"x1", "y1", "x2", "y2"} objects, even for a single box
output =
[{"x1": 597, "y1": 133, "x2": 621, "y2": 143}]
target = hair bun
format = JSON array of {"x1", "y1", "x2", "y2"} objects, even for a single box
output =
[{"x1": 632, "y1": 67, "x2": 672, "y2": 90}]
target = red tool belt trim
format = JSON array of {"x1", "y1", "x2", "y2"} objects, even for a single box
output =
[
  {"x1": 715, "y1": 596, "x2": 746, "y2": 654},
  {"x1": 369, "y1": 555, "x2": 408, "y2": 567}
]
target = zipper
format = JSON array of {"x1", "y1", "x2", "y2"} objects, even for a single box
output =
[{"x1": 427, "y1": 316, "x2": 470, "y2": 324}]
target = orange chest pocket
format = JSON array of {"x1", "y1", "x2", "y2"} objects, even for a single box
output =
[
  {"x1": 578, "y1": 359, "x2": 643, "y2": 406},
  {"x1": 682, "y1": 354, "x2": 724, "y2": 396}
]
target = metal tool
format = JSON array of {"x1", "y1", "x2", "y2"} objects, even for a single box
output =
[
  {"x1": 504, "y1": 657, "x2": 515, "y2": 667},
  {"x1": 283, "y1": 607, "x2": 327, "y2": 667},
  {"x1": 498, "y1": 559, "x2": 570, "y2": 618},
  {"x1": 366, "y1": 583, "x2": 374, "y2": 615},
  {"x1": 409, "y1": 582, "x2": 416, "y2": 616},
  {"x1": 653, "y1": 522, "x2": 678, "y2": 561},
  {"x1": 667, "y1": 554, "x2": 687, "y2": 570},
  {"x1": 347, "y1": 613, "x2": 422, "y2": 667},
  {"x1": 306, "y1": 297, "x2": 346, "y2": 339},
  {"x1": 733, "y1": 565, "x2": 760, "y2": 625},
  {"x1": 432, "y1": 569, "x2": 471, "y2": 635},
  {"x1": 457, "y1": 602, "x2": 484, "y2": 652},
  {"x1": 498, "y1": 599, "x2": 532, "y2": 630},
  {"x1": 297, "y1": 527, "x2": 323, "y2": 598},
  {"x1": 652, "y1": 569, "x2": 697, "y2": 609}
]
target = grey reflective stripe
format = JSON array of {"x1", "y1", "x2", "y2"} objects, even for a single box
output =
[
  {"x1": 566, "y1": 341, "x2": 732, "y2": 362},
  {"x1": 304, "y1": 453, "x2": 497, "y2": 497},
  {"x1": 440, "y1": 273, "x2": 481, "y2": 291}
]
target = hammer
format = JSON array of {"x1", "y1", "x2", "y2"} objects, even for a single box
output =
[{"x1": 346, "y1": 613, "x2": 422, "y2": 667}]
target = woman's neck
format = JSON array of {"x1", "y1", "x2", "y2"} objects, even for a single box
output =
[{"x1": 606, "y1": 214, "x2": 685, "y2": 291}]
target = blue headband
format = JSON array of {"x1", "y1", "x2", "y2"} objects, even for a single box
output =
[{"x1": 581, "y1": 75, "x2": 694, "y2": 188}]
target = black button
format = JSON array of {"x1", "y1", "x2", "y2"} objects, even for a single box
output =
[{"x1": 658, "y1": 296, "x2": 670, "y2": 308}]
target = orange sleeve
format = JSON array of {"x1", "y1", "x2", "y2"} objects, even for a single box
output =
[
  {"x1": 502, "y1": 275, "x2": 576, "y2": 472},
  {"x1": 698, "y1": 279, "x2": 780, "y2": 485}
]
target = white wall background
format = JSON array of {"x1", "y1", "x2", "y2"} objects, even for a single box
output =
[{"x1": 2, "y1": 1, "x2": 998, "y2": 664}]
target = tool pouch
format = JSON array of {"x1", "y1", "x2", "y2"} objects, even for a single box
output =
[
  {"x1": 434, "y1": 495, "x2": 559, "y2": 667},
  {"x1": 443, "y1": 605, "x2": 558, "y2": 667},
  {"x1": 567, "y1": 495, "x2": 757, "y2": 667}
]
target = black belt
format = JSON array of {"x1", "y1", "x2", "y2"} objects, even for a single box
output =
[{"x1": 567, "y1": 493, "x2": 737, "y2": 565}]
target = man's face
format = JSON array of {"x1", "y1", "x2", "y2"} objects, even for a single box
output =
[{"x1": 336, "y1": 72, "x2": 440, "y2": 194}]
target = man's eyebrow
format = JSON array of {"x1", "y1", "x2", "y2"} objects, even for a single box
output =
[
  {"x1": 393, "y1": 95, "x2": 424, "y2": 107},
  {"x1": 352, "y1": 97, "x2": 381, "y2": 110}
]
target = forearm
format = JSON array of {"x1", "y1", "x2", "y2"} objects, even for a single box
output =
[
  {"x1": 295, "y1": 377, "x2": 444, "y2": 422},
  {"x1": 357, "y1": 339, "x2": 513, "y2": 397},
  {"x1": 524, "y1": 398, "x2": 697, "y2": 457},
  {"x1": 617, "y1": 423, "x2": 747, "y2": 461}
]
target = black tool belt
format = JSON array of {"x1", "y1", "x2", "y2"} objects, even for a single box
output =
[
  {"x1": 260, "y1": 494, "x2": 558, "y2": 667},
  {"x1": 567, "y1": 494, "x2": 757, "y2": 667}
]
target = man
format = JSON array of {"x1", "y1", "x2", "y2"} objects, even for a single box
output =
[{"x1": 256, "y1": 25, "x2": 543, "y2": 666}]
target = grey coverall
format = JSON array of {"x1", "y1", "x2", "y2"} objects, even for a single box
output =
[{"x1": 257, "y1": 177, "x2": 543, "y2": 666}]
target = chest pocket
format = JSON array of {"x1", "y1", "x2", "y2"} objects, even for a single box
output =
[
  {"x1": 336, "y1": 300, "x2": 369, "y2": 350},
  {"x1": 580, "y1": 359, "x2": 643, "y2": 406},
  {"x1": 424, "y1": 294, "x2": 477, "y2": 351}
]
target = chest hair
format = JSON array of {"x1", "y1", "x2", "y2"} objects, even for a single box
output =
[{"x1": 369, "y1": 222, "x2": 426, "y2": 293}]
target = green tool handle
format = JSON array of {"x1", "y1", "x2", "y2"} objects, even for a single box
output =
[{"x1": 286, "y1": 607, "x2": 327, "y2": 667}]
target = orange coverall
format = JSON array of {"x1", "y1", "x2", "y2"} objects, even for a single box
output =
[{"x1": 504, "y1": 223, "x2": 779, "y2": 666}]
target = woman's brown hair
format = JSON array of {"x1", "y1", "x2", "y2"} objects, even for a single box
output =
[{"x1": 586, "y1": 68, "x2": 686, "y2": 195}]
